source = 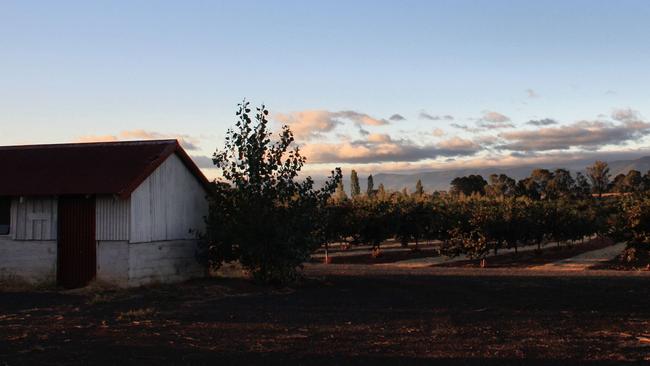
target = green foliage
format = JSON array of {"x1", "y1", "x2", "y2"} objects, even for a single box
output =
[
  {"x1": 350, "y1": 170, "x2": 361, "y2": 198},
  {"x1": 205, "y1": 101, "x2": 341, "y2": 284},
  {"x1": 587, "y1": 160, "x2": 610, "y2": 197},
  {"x1": 450, "y1": 175, "x2": 487, "y2": 196},
  {"x1": 366, "y1": 174, "x2": 374, "y2": 196}
]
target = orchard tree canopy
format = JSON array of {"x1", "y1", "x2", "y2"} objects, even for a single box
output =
[{"x1": 204, "y1": 101, "x2": 341, "y2": 284}]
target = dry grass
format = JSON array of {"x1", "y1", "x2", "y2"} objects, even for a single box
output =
[{"x1": 116, "y1": 307, "x2": 156, "y2": 321}]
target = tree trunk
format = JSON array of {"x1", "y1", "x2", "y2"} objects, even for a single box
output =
[{"x1": 324, "y1": 243, "x2": 330, "y2": 264}]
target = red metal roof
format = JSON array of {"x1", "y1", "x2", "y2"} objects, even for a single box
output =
[{"x1": 0, "y1": 140, "x2": 211, "y2": 198}]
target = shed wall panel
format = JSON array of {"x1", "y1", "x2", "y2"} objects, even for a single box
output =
[
  {"x1": 14, "y1": 197, "x2": 57, "y2": 241},
  {"x1": 130, "y1": 180, "x2": 152, "y2": 243},
  {"x1": 129, "y1": 154, "x2": 207, "y2": 243},
  {"x1": 96, "y1": 196, "x2": 130, "y2": 241}
]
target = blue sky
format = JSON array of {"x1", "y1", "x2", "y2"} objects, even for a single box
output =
[{"x1": 2, "y1": 1, "x2": 650, "y2": 177}]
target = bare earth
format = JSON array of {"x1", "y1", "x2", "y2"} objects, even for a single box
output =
[{"x1": 2, "y1": 254, "x2": 650, "y2": 365}]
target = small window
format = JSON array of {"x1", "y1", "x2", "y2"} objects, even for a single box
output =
[{"x1": 0, "y1": 197, "x2": 10, "y2": 235}]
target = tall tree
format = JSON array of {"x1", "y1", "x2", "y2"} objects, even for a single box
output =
[
  {"x1": 547, "y1": 169, "x2": 575, "y2": 199},
  {"x1": 350, "y1": 169, "x2": 361, "y2": 198},
  {"x1": 450, "y1": 175, "x2": 487, "y2": 196},
  {"x1": 624, "y1": 170, "x2": 643, "y2": 193},
  {"x1": 205, "y1": 101, "x2": 341, "y2": 284},
  {"x1": 377, "y1": 183, "x2": 386, "y2": 200},
  {"x1": 574, "y1": 172, "x2": 592, "y2": 198},
  {"x1": 486, "y1": 174, "x2": 516, "y2": 197},
  {"x1": 530, "y1": 168, "x2": 554, "y2": 199},
  {"x1": 366, "y1": 174, "x2": 374, "y2": 196},
  {"x1": 415, "y1": 179, "x2": 424, "y2": 197},
  {"x1": 516, "y1": 177, "x2": 541, "y2": 200},
  {"x1": 586, "y1": 160, "x2": 610, "y2": 197},
  {"x1": 333, "y1": 181, "x2": 348, "y2": 202}
]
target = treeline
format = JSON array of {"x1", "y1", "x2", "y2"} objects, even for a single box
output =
[
  {"x1": 338, "y1": 161, "x2": 650, "y2": 201},
  {"x1": 321, "y1": 161, "x2": 650, "y2": 261}
]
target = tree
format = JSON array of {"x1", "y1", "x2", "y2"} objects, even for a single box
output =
[
  {"x1": 377, "y1": 183, "x2": 387, "y2": 200},
  {"x1": 350, "y1": 170, "x2": 361, "y2": 198},
  {"x1": 624, "y1": 170, "x2": 643, "y2": 193},
  {"x1": 586, "y1": 160, "x2": 610, "y2": 197},
  {"x1": 611, "y1": 173, "x2": 627, "y2": 193},
  {"x1": 547, "y1": 169, "x2": 575, "y2": 199},
  {"x1": 366, "y1": 174, "x2": 374, "y2": 196},
  {"x1": 516, "y1": 177, "x2": 541, "y2": 200},
  {"x1": 450, "y1": 175, "x2": 487, "y2": 196},
  {"x1": 415, "y1": 179, "x2": 424, "y2": 197},
  {"x1": 205, "y1": 101, "x2": 341, "y2": 284},
  {"x1": 530, "y1": 168, "x2": 554, "y2": 199},
  {"x1": 574, "y1": 172, "x2": 592, "y2": 198},
  {"x1": 486, "y1": 174, "x2": 516, "y2": 197},
  {"x1": 333, "y1": 181, "x2": 348, "y2": 202}
]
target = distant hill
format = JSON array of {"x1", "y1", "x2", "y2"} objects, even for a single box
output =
[{"x1": 330, "y1": 156, "x2": 650, "y2": 193}]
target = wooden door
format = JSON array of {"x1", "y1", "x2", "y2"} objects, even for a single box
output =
[{"x1": 57, "y1": 196, "x2": 96, "y2": 288}]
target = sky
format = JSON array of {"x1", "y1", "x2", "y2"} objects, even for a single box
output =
[{"x1": 2, "y1": 1, "x2": 650, "y2": 179}]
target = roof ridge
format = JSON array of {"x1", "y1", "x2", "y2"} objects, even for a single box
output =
[{"x1": 0, "y1": 139, "x2": 178, "y2": 150}]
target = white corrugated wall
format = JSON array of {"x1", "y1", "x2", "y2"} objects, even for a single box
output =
[
  {"x1": 96, "y1": 196, "x2": 130, "y2": 241},
  {"x1": 129, "y1": 154, "x2": 208, "y2": 243}
]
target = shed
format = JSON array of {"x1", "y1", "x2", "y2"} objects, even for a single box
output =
[{"x1": 0, "y1": 140, "x2": 210, "y2": 288}]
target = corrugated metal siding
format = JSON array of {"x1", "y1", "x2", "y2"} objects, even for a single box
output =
[
  {"x1": 129, "y1": 154, "x2": 208, "y2": 243},
  {"x1": 14, "y1": 197, "x2": 58, "y2": 241},
  {"x1": 96, "y1": 196, "x2": 130, "y2": 241}
]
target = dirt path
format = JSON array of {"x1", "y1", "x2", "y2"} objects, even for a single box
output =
[{"x1": 530, "y1": 242, "x2": 628, "y2": 271}]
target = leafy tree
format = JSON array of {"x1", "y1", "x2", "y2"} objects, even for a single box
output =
[
  {"x1": 611, "y1": 173, "x2": 627, "y2": 193},
  {"x1": 350, "y1": 169, "x2": 361, "y2": 198},
  {"x1": 450, "y1": 175, "x2": 487, "y2": 196},
  {"x1": 205, "y1": 101, "x2": 341, "y2": 284},
  {"x1": 574, "y1": 172, "x2": 592, "y2": 198},
  {"x1": 624, "y1": 170, "x2": 643, "y2": 193},
  {"x1": 547, "y1": 169, "x2": 575, "y2": 199},
  {"x1": 415, "y1": 179, "x2": 424, "y2": 197},
  {"x1": 333, "y1": 181, "x2": 348, "y2": 202},
  {"x1": 486, "y1": 174, "x2": 516, "y2": 197},
  {"x1": 366, "y1": 174, "x2": 374, "y2": 196},
  {"x1": 586, "y1": 160, "x2": 610, "y2": 197},
  {"x1": 530, "y1": 168, "x2": 554, "y2": 199},
  {"x1": 516, "y1": 177, "x2": 541, "y2": 200},
  {"x1": 377, "y1": 183, "x2": 387, "y2": 200}
]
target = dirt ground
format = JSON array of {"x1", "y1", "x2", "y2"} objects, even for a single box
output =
[
  {"x1": 2, "y1": 266, "x2": 650, "y2": 365},
  {"x1": 435, "y1": 238, "x2": 616, "y2": 268},
  {"x1": 310, "y1": 246, "x2": 440, "y2": 264}
]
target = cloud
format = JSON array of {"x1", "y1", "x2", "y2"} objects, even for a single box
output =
[
  {"x1": 274, "y1": 110, "x2": 341, "y2": 140},
  {"x1": 274, "y1": 110, "x2": 388, "y2": 140},
  {"x1": 477, "y1": 111, "x2": 514, "y2": 129},
  {"x1": 481, "y1": 111, "x2": 510, "y2": 123},
  {"x1": 301, "y1": 135, "x2": 480, "y2": 164},
  {"x1": 76, "y1": 130, "x2": 200, "y2": 150},
  {"x1": 499, "y1": 119, "x2": 650, "y2": 152},
  {"x1": 389, "y1": 114, "x2": 406, "y2": 121},
  {"x1": 526, "y1": 118, "x2": 558, "y2": 126},
  {"x1": 605, "y1": 90, "x2": 617, "y2": 95},
  {"x1": 420, "y1": 112, "x2": 454, "y2": 121},
  {"x1": 611, "y1": 108, "x2": 641, "y2": 122},
  {"x1": 525, "y1": 89, "x2": 540, "y2": 98},
  {"x1": 432, "y1": 128, "x2": 445, "y2": 137},
  {"x1": 366, "y1": 133, "x2": 393, "y2": 143},
  {"x1": 451, "y1": 123, "x2": 482, "y2": 133},
  {"x1": 436, "y1": 137, "x2": 480, "y2": 151}
]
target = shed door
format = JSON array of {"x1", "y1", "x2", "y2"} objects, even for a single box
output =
[{"x1": 57, "y1": 196, "x2": 96, "y2": 288}]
